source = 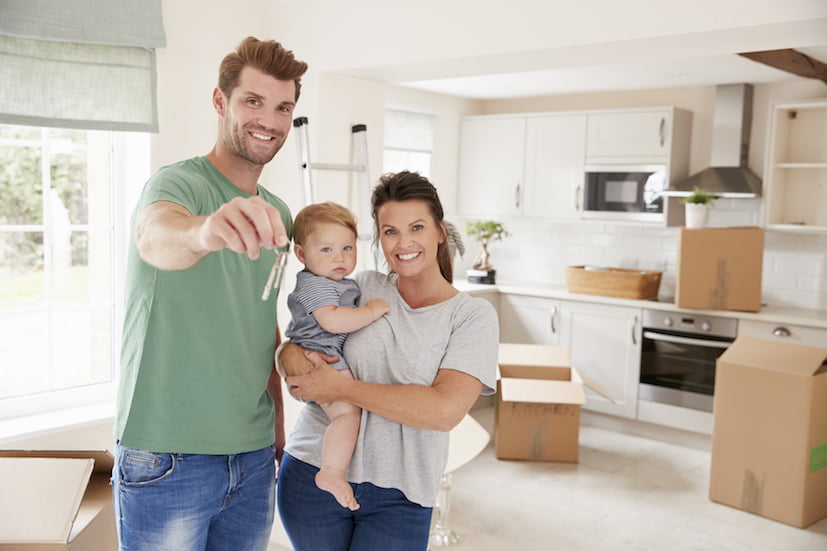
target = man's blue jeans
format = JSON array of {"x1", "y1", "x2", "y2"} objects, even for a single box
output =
[
  {"x1": 112, "y1": 443, "x2": 276, "y2": 551},
  {"x1": 277, "y1": 452, "x2": 433, "y2": 551}
]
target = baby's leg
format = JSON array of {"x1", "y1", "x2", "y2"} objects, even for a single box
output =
[{"x1": 318, "y1": 369, "x2": 361, "y2": 510}]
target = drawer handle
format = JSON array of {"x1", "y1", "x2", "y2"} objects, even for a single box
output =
[{"x1": 773, "y1": 327, "x2": 791, "y2": 338}]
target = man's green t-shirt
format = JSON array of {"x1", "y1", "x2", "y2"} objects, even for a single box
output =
[{"x1": 115, "y1": 157, "x2": 292, "y2": 454}]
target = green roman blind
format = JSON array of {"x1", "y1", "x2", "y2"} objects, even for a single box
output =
[{"x1": 0, "y1": 0, "x2": 167, "y2": 131}]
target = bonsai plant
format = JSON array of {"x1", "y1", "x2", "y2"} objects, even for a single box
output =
[
  {"x1": 681, "y1": 187, "x2": 715, "y2": 228},
  {"x1": 466, "y1": 220, "x2": 508, "y2": 283}
]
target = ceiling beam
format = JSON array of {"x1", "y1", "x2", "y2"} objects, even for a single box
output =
[{"x1": 738, "y1": 48, "x2": 827, "y2": 85}]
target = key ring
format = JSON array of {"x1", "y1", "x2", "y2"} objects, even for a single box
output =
[{"x1": 261, "y1": 245, "x2": 290, "y2": 301}]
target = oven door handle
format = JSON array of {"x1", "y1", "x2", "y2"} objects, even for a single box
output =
[{"x1": 642, "y1": 331, "x2": 731, "y2": 349}]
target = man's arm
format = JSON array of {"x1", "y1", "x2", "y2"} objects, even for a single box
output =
[{"x1": 135, "y1": 196, "x2": 288, "y2": 270}]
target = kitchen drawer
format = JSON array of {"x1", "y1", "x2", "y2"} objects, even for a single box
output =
[{"x1": 738, "y1": 319, "x2": 827, "y2": 348}]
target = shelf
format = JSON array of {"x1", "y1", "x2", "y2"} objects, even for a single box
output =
[
  {"x1": 775, "y1": 163, "x2": 827, "y2": 169},
  {"x1": 763, "y1": 99, "x2": 827, "y2": 233}
]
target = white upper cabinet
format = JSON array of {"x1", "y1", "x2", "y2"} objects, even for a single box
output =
[
  {"x1": 524, "y1": 114, "x2": 587, "y2": 220},
  {"x1": 587, "y1": 108, "x2": 676, "y2": 162},
  {"x1": 457, "y1": 116, "x2": 526, "y2": 218},
  {"x1": 763, "y1": 99, "x2": 827, "y2": 232},
  {"x1": 457, "y1": 107, "x2": 691, "y2": 224}
]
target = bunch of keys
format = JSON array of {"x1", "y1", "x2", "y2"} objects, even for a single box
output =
[{"x1": 261, "y1": 245, "x2": 290, "y2": 301}]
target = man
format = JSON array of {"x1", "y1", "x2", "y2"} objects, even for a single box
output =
[{"x1": 113, "y1": 37, "x2": 307, "y2": 550}]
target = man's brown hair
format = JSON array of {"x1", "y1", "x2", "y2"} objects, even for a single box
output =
[{"x1": 218, "y1": 36, "x2": 308, "y2": 101}]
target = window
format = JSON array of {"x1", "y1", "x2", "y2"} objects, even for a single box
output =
[
  {"x1": 383, "y1": 109, "x2": 434, "y2": 177},
  {"x1": 0, "y1": 124, "x2": 145, "y2": 419}
]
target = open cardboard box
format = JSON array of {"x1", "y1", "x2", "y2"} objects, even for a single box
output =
[
  {"x1": 0, "y1": 450, "x2": 116, "y2": 550},
  {"x1": 710, "y1": 337, "x2": 827, "y2": 528},
  {"x1": 495, "y1": 343, "x2": 614, "y2": 462}
]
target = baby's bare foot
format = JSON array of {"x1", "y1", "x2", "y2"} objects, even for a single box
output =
[{"x1": 316, "y1": 468, "x2": 360, "y2": 510}]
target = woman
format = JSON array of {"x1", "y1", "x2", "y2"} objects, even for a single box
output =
[{"x1": 277, "y1": 171, "x2": 499, "y2": 551}]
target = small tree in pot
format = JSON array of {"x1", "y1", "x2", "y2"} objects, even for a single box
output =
[
  {"x1": 466, "y1": 220, "x2": 509, "y2": 283},
  {"x1": 682, "y1": 186, "x2": 716, "y2": 228}
]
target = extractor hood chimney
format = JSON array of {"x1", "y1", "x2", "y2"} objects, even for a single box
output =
[{"x1": 663, "y1": 83, "x2": 761, "y2": 198}]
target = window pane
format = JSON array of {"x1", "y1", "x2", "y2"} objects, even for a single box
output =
[
  {"x1": 0, "y1": 124, "x2": 40, "y2": 141},
  {"x1": 51, "y1": 144, "x2": 111, "y2": 226},
  {"x1": 0, "y1": 142, "x2": 43, "y2": 225},
  {"x1": 0, "y1": 311, "x2": 49, "y2": 399},
  {"x1": 53, "y1": 229, "x2": 112, "y2": 305},
  {"x1": 383, "y1": 150, "x2": 432, "y2": 178},
  {"x1": 0, "y1": 231, "x2": 45, "y2": 307},
  {"x1": 52, "y1": 306, "x2": 113, "y2": 390}
]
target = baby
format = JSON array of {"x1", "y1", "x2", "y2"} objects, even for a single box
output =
[{"x1": 282, "y1": 201, "x2": 389, "y2": 510}]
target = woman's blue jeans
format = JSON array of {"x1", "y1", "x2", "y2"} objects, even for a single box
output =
[
  {"x1": 277, "y1": 452, "x2": 433, "y2": 551},
  {"x1": 112, "y1": 443, "x2": 276, "y2": 551}
]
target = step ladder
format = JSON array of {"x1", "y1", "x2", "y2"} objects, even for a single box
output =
[{"x1": 292, "y1": 117, "x2": 378, "y2": 268}]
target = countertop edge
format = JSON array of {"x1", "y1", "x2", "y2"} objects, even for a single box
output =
[{"x1": 454, "y1": 280, "x2": 827, "y2": 330}]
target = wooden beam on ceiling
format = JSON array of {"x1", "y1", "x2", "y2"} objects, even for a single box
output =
[{"x1": 738, "y1": 48, "x2": 827, "y2": 85}]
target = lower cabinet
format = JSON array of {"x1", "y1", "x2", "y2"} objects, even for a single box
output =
[
  {"x1": 498, "y1": 294, "x2": 561, "y2": 345},
  {"x1": 499, "y1": 293, "x2": 641, "y2": 418},
  {"x1": 558, "y1": 300, "x2": 641, "y2": 419},
  {"x1": 738, "y1": 319, "x2": 827, "y2": 347}
]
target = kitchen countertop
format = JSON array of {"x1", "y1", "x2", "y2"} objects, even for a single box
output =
[{"x1": 454, "y1": 279, "x2": 827, "y2": 330}]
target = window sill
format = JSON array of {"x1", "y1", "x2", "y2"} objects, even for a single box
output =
[{"x1": 0, "y1": 401, "x2": 115, "y2": 444}]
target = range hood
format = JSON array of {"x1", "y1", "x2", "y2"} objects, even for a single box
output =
[{"x1": 663, "y1": 83, "x2": 761, "y2": 198}]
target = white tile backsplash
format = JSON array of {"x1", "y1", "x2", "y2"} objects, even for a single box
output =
[{"x1": 454, "y1": 205, "x2": 827, "y2": 311}]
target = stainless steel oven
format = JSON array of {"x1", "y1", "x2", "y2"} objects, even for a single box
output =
[{"x1": 639, "y1": 309, "x2": 737, "y2": 413}]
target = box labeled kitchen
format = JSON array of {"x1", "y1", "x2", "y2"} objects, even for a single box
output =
[
  {"x1": 0, "y1": 450, "x2": 116, "y2": 550},
  {"x1": 675, "y1": 226, "x2": 764, "y2": 312},
  {"x1": 495, "y1": 343, "x2": 613, "y2": 462},
  {"x1": 709, "y1": 337, "x2": 827, "y2": 528}
]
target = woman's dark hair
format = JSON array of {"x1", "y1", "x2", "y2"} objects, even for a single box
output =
[{"x1": 371, "y1": 171, "x2": 452, "y2": 283}]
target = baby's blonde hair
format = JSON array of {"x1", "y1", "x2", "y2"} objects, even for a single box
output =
[{"x1": 293, "y1": 202, "x2": 358, "y2": 246}]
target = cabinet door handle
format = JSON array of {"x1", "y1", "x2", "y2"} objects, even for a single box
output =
[
  {"x1": 575, "y1": 184, "x2": 582, "y2": 212},
  {"x1": 515, "y1": 183, "x2": 521, "y2": 209},
  {"x1": 659, "y1": 117, "x2": 666, "y2": 147},
  {"x1": 772, "y1": 326, "x2": 791, "y2": 338},
  {"x1": 550, "y1": 305, "x2": 558, "y2": 334},
  {"x1": 632, "y1": 315, "x2": 638, "y2": 346}
]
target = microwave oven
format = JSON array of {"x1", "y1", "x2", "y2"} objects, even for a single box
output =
[{"x1": 583, "y1": 164, "x2": 667, "y2": 222}]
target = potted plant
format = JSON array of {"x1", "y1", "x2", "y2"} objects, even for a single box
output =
[
  {"x1": 465, "y1": 220, "x2": 509, "y2": 283},
  {"x1": 682, "y1": 186, "x2": 715, "y2": 228}
]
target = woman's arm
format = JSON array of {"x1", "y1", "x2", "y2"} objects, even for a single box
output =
[{"x1": 281, "y1": 345, "x2": 483, "y2": 432}]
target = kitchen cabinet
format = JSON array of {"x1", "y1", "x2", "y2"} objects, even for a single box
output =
[
  {"x1": 498, "y1": 294, "x2": 561, "y2": 345},
  {"x1": 586, "y1": 108, "x2": 690, "y2": 163},
  {"x1": 738, "y1": 319, "x2": 827, "y2": 347},
  {"x1": 457, "y1": 116, "x2": 526, "y2": 218},
  {"x1": 558, "y1": 300, "x2": 641, "y2": 418},
  {"x1": 524, "y1": 114, "x2": 587, "y2": 219},
  {"x1": 763, "y1": 99, "x2": 827, "y2": 232}
]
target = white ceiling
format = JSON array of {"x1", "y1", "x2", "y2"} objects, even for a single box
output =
[{"x1": 399, "y1": 46, "x2": 827, "y2": 100}]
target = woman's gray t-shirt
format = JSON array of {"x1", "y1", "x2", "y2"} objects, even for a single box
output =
[{"x1": 284, "y1": 270, "x2": 499, "y2": 507}]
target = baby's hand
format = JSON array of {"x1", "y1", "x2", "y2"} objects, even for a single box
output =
[{"x1": 366, "y1": 298, "x2": 390, "y2": 319}]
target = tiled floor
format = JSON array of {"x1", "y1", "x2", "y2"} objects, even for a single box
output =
[{"x1": 270, "y1": 406, "x2": 827, "y2": 550}]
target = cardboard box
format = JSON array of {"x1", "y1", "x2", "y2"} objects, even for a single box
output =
[
  {"x1": 495, "y1": 343, "x2": 613, "y2": 462},
  {"x1": 0, "y1": 450, "x2": 116, "y2": 550},
  {"x1": 675, "y1": 227, "x2": 764, "y2": 312},
  {"x1": 709, "y1": 337, "x2": 827, "y2": 528}
]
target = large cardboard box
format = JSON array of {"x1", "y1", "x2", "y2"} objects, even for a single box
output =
[
  {"x1": 495, "y1": 343, "x2": 613, "y2": 462},
  {"x1": 709, "y1": 337, "x2": 827, "y2": 528},
  {"x1": 675, "y1": 227, "x2": 764, "y2": 312},
  {"x1": 0, "y1": 450, "x2": 116, "y2": 550}
]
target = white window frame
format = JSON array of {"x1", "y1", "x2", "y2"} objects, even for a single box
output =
[
  {"x1": 383, "y1": 109, "x2": 435, "y2": 177},
  {"x1": 0, "y1": 129, "x2": 149, "y2": 422}
]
